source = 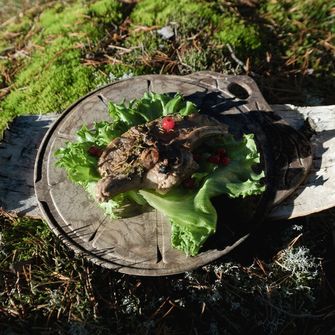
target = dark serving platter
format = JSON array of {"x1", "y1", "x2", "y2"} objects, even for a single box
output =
[{"x1": 34, "y1": 72, "x2": 312, "y2": 276}]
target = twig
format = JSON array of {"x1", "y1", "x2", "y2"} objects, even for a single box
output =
[
  {"x1": 186, "y1": 32, "x2": 201, "y2": 41},
  {"x1": 107, "y1": 44, "x2": 133, "y2": 52},
  {"x1": 287, "y1": 233, "x2": 303, "y2": 249},
  {"x1": 104, "y1": 54, "x2": 124, "y2": 64},
  {"x1": 0, "y1": 86, "x2": 13, "y2": 99},
  {"x1": 227, "y1": 43, "x2": 246, "y2": 68},
  {"x1": 0, "y1": 47, "x2": 15, "y2": 56},
  {"x1": 132, "y1": 25, "x2": 160, "y2": 33},
  {"x1": 0, "y1": 207, "x2": 17, "y2": 221},
  {"x1": 149, "y1": 297, "x2": 169, "y2": 319},
  {"x1": 176, "y1": 49, "x2": 194, "y2": 71},
  {"x1": 0, "y1": 306, "x2": 20, "y2": 317},
  {"x1": 226, "y1": 43, "x2": 257, "y2": 77},
  {"x1": 162, "y1": 304, "x2": 175, "y2": 319},
  {"x1": 255, "y1": 258, "x2": 268, "y2": 276}
]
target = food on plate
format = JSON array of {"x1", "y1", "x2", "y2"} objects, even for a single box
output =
[
  {"x1": 55, "y1": 92, "x2": 265, "y2": 256},
  {"x1": 96, "y1": 113, "x2": 228, "y2": 202}
]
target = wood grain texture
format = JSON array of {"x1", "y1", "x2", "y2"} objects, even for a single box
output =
[
  {"x1": 269, "y1": 105, "x2": 335, "y2": 219},
  {"x1": 0, "y1": 115, "x2": 57, "y2": 218}
]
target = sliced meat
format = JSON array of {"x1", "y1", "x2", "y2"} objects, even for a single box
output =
[{"x1": 96, "y1": 113, "x2": 228, "y2": 202}]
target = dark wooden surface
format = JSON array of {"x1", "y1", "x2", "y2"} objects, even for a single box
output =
[{"x1": 0, "y1": 72, "x2": 333, "y2": 275}]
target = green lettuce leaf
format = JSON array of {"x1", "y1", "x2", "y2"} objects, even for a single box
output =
[
  {"x1": 107, "y1": 92, "x2": 198, "y2": 129},
  {"x1": 140, "y1": 134, "x2": 265, "y2": 256},
  {"x1": 55, "y1": 92, "x2": 199, "y2": 217},
  {"x1": 85, "y1": 182, "x2": 147, "y2": 219},
  {"x1": 54, "y1": 141, "x2": 100, "y2": 186},
  {"x1": 55, "y1": 92, "x2": 265, "y2": 255}
]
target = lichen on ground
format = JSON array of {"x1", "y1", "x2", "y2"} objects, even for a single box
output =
[
  {"x1": 0, "y1": 212, "x2": 332, "y2": 334},
  {"x1": 0, "y1": 0, "x2": 124, "y2": 135}
]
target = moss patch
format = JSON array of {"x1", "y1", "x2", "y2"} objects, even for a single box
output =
[
  {"x1": 0, "y1": 0, "x2": 123, "y2": 135},
  {"x1": 130, "y1": 0, "x2": 216, "y2": 31},
  {"x1": 214, "y1": 16, "x2": 262, "y2": 53},
  {"x1": 0, "y1": 0, "x2": 334, "y2": 136},
  {"x1": 123, "y1": 0, "x2": 267, "y2": 76},
  {"x1": 260, "y1": 0, "x2": 335, "y2": 75}
]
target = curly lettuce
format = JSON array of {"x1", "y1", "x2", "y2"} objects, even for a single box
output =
[
  {"x1": 55, "y1": 92, "x2": 265, "y2": 255},
  {"x1": 139, "y1": 134, "x2": 265, "y2": 256},
  {"x1": 55, "y1": 92, "x2": 198, "y2": 218}
]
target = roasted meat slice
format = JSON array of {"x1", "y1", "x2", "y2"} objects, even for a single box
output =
[{"x1": 96, "y1": 113, "x2": 228, "y2": 202}]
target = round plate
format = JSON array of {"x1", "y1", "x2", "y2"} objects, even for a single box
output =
[{"x1": 34, "y1": 72, "x2": 312, "y2": 276}]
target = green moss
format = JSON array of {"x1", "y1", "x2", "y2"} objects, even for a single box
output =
[
  {"x1": 34, "y1": 0, "x2": 119, "y2": 44},
  {"x1": 126, "y1": 0, "x2": 216, "y2": 74},
  {"x1": 127, "y1": 0, "x2": 217, "y2": 57},
  {"x1": 130, "y1": 0, "x2": 262, "y2": 51},
  {"x1": 263, "y1": 0, "x2": 333, "y2": 30},
  {"x1": 0, "y1": 108, "x2": 13, "y2": 135},
  {"x1": 37, "y1": 3, "x2": 86, "y2": 36},
  {"x1": 215, "y1": 16, "x2": 262, "y2": 51},
  {"x1": 1, "y1": 0, "x2": 334, "y2": 136},
  {"x1": 2, "y1": 43, "x2": 97, "y2": 116},
  {"x1": 2, "y1": 48, "x2": 97, "y2": 115},
  {"x1": 0, "y1": 218, "x2": 52, "y2": 262},
  {"x1": 127, "y1": 0, "x2": 264, "y2": 74},
  {"x1": 6, "y1": 16, "x2": 32, "y2": 34},
  {"x1": 131, "y1": 0, "x2": 215, "y2": 29},
  {"x1": 260, "y1": 0, "x2": 335, "y2": 74},
  {"x1": 0, "y1": 0, "x2": 123, "y2": 134},
  {"x1": 89, "y1": 0, "x2": 122, "y2": 21},
  {"x1": 0, "y1": 14, "x2": 33, "y2": 52}
]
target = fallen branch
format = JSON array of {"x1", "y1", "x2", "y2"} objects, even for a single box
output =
[{"x1": 226, "y1": 43, "x2": 257, "y2": 77}]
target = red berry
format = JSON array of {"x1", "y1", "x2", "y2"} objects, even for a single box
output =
[
  {"x1": 88, "y1": 146, "x2": 103, "y2": 157},
  {"x1": 162, "y1": 116, "x2": 175, "y2": 131},
  {"x1": 208, "y1": 155, "x2": 221, "y2": 164},
  {"x1": 220, "y1": 156, "x2": 230, "y2": 165}
]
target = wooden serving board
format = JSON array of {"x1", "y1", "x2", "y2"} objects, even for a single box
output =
[{"x1": 0, "y1": 72, "x2": 334, "y2": 275}]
